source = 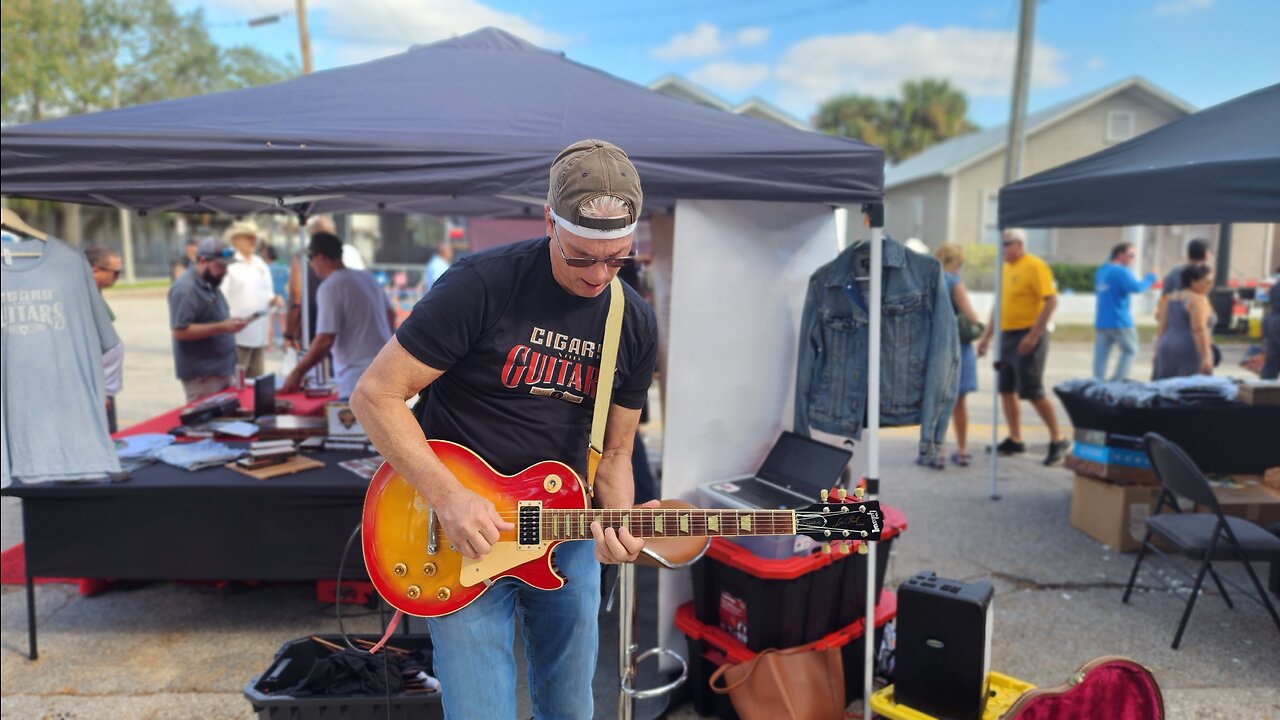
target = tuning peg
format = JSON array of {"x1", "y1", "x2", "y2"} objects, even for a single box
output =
[
  {"x1": 836, "y1": 488, "x2": 847, "y2": 501},
  {"x1": 857, "y1": 542, "x2": 869, "y2": 555},
  {"x1": 853, "y1": 486, "x2": 865, "y2": 500},
  {"x1": 839, "y1": 542, "x2": 851, "y2": 555},
  {"x1": 822, "y1": 542, "x2": 832, "y2": 554},
  {"x1": 820, "y1": 489, "x2": 829, "y2": 502}
]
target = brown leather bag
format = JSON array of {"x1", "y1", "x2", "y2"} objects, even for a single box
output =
[{"x1": 708, "y1": 646, "x2": 845, "y2": 720}]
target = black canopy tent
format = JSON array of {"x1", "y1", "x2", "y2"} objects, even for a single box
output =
[
  {"x1": 986, "y1": 83, "x2": 1280, "y2": 499},
  {"x1": 1, "y1": 26, "x2": 898, "y2": 712},
  {"x1": 999, "y1": 82, "x2": 1280, "y2": 229},
  {"x1": 0, "y1": 28, "x2": 883, "y2": 215}
]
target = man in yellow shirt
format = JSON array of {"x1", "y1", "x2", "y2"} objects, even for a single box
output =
[{"x1": 977, "y1": 229, "x2": 1069, "y2": 465}]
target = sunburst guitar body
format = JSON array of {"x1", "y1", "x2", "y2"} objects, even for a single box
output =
[{"x1": 362, "y1": 439, "x2": 882, "y2": 617}]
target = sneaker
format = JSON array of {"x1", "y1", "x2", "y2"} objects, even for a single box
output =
[
  {"x1": 1044, "y1": 439, "x2": 1070, "y2": 466},
  {"x1": 950, "y1": 451, "x2": 972, "y2": 467},
  {"x1": 988, "y1": 438, "x2": 1026, "y2": 455}
]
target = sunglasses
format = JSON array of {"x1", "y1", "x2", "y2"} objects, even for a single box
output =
[
  {"x1": 97, "y1": 267, "x2": 122, "y2": 279},
  {"x1": 553, "y1": 226, "x2": 636, "y2": 268}
]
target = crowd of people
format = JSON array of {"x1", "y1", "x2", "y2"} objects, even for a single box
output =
[
  {"x1": 156, "y1": 220, "x2": 408, "y2": 403},
  {"x1": 927, "y1": 232, "x2": 1279, "y2": 471}
]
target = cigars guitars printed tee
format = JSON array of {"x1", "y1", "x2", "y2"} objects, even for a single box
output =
[
  {"x1": 1, "y1": 235, "x2": 122, "y2": 485},
  {"x1": 395, "y1": 237, "x2": 657, "y2": 478}
]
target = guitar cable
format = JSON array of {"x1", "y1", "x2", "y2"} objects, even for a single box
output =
[{"x1": 335, "y1": 522, "x2": 395, "y2": 720}]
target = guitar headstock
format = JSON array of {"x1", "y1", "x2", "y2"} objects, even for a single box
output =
[{"x1": 796, "y1": 490, "x2": 882, "y2": 554}]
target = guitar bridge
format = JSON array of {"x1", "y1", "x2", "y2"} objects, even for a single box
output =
[{"x1": 518, "y1": 501, "x2": 543, "y2": 549}]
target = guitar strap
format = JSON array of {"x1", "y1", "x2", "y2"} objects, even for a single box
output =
[{"x1": 586, "y1": 277, "x2": 625, "y2": 497}]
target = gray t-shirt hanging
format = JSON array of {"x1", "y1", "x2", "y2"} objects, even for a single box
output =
[{"x1": 2, "y1": 235, "x2": 122, "y2": 484}]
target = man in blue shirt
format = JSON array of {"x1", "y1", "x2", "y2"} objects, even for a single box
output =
[
  {"x1": 1094, "y1": 242, "x2": 1158, "y2": 380},
  {"x1": 421, "y1": 240, "x2": 454, "y2": 291}
]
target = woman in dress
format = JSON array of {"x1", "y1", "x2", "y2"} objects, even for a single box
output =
[
  {"x1": 935, "y1": 243, "x2": 982, "y2": 467},
  {"x1": 1155, "y1": 264, "x2": 1216, "y2": 378}
]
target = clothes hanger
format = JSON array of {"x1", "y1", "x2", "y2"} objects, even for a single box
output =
[{"x1": 0, "y1": 207, "x2": 49, "y2": 260}]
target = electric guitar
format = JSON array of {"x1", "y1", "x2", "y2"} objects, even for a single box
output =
[{"x1": 362, "y1": 440, "x2": 883, "y2": 617}]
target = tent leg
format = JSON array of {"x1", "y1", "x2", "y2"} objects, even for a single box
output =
[
  {"x1": 989, "y1": 237, "x2": 1003, "y2": 502},
  {"x1": 862, "y1": 204, "x2": 883, "y2": 720}
]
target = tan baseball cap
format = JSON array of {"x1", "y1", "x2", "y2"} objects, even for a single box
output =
[{"x1": 547, "y1": 139, "x2": 642, "y2": 239}]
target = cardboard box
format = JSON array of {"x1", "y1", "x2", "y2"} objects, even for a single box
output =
[
  {"x1": 1238, "y1": 382, "x2": 1280, "y2": 406},
  {"x1": 1069, "y1": 474, "x2": 1160, "y2": 552},
  {"x1": 1073, "y1": 428, "x2": 1144, "y2": 450},
  {"x1": 1205, "y1": 480, "x2": 1280, "y2": 527},
  {"x1": 1071, "y1": 441, "x2": 1152, "y2": 469},
  {"x1": 1064, "y1": 453, "x2": 1159, "y2": 486}
]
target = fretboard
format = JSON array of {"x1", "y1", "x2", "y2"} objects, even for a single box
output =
[{"x1": 538, "y1": 508, "x2": 796, "y2": 542}]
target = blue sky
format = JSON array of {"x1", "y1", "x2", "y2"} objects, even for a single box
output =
[{"x1": 192, "y1": 0, "x2": 1279, "y2": 127}]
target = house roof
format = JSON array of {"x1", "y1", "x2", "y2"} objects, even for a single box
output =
[
  {"x1": 732, "y1": 97, "x2": 810, "y2": 130},
  {"x1": 649, "y1": 74, "x2": 732, "y2": 111},
  {"x1": 885, "y1": 76, "x2": 1195, "y2": 189},
  {"x1": 649, "y1": 75, "x2": 811, "y2": 130}
]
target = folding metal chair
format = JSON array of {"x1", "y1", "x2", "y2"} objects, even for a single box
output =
[{"x1": 1122, "y1": 433, "x2": 1280, "y2": 649}]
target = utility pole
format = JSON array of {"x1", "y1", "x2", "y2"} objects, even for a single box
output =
[
  {"x1": 1003, "y1": 0, "x2": 1037, "y2": 185},
  {"x1": 990, "y1": 0, "x2": 1037, "y2": 501},
  {"x1": 295, "y1": 0, "x2": 313, "y2": 74}
]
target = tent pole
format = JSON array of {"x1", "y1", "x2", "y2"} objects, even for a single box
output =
[
  {"x1": 989, "y1": 245, "x2": 1004, "y2": 501},
  {"x1": 862, "y1": 203, "x2": 884, "y2": 720},
  {"x1": 296, "y1": 212, "x2": 311, "y2": 360}
]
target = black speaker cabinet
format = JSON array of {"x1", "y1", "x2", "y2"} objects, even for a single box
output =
[{"x1": 894, "y1": 571, "x2": 994, "y2": 720}]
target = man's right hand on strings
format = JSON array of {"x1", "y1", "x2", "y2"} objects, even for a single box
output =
[{"x1": 435, "y1": 484, "x2": 516, "y2": 559}]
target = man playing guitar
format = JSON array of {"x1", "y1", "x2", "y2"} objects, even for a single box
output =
[{"x1": 351, "y1": 139, "x2": 659, "y2": 719}]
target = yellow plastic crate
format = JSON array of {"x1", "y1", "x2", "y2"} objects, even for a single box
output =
[{"x1": 869, "y1": 671, "x2": 1036, "y2": 720}]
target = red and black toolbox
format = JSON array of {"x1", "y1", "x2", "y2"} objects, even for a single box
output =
[
  {"x1": 675, "y1": 591, "x2": 898, "y2": 720},
  {"x1": 691, "y1": 505, "x2": 906, "y2": 651}
]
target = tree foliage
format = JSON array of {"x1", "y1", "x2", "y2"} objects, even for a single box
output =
[
  {"x1": 2, "y1": 0, "x2": 297, "y2": 124},
  {"x1": 815, "y1": 79, "x2": 978, "y2": 163}
]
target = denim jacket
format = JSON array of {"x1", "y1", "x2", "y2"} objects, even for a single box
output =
[{"x1": 794, "y1": 237, "x2": 959, "y2": 463}]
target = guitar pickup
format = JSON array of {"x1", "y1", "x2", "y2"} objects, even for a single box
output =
[{"x1": 517, "y1": 501, "x2": 544, "y2": 549}]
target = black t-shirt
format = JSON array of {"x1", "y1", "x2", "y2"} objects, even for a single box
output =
[{"x1": 396, "y1": 237, "x2": 658, "y2": 477}]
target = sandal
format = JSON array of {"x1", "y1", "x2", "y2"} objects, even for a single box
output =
[
  {"x1": 915, "y1": 455, "x2": 945, "y2": 470},
  {"x1": 950, "y1": 451, "x2": 972, "y2": 467}
]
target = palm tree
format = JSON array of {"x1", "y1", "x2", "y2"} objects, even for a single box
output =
[{"x1": 813, "y1": 78, "x2": 977, "y2": 163}]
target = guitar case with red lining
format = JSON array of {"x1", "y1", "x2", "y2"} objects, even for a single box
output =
[{"x1": 1004, "y1": 656, "x2": 1164, "y2": 720}]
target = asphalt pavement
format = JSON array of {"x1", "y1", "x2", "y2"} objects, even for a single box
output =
[{"x1": 2, "y1": 289, "x2": 1276, "y2": 719}]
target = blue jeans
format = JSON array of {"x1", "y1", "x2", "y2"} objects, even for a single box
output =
[
  {"x1": 1093, "y1": 326, "x2": 1139, "y2": 381},
  {"x1": 426, "y1": 541, "x2": 600, "y2": 719}
]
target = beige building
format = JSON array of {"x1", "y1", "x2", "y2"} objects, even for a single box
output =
[{"x1": 884, "y1": 76, "x2": 1275, "y2": 288}]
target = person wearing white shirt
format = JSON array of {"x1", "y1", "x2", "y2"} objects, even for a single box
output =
[{"x1": 220, "y1": 221, "x2": 276, "y2": 377}]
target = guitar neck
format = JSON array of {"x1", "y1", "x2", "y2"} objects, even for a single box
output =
[{"x1": 538, "y1": 508, "x2": 795, "y2": 541}]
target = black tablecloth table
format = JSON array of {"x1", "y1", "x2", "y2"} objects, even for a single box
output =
[
  {"x1": 2, "y1": 450, "x2": 373, "y2": 659},
  {"x1": 1054, "y1": 390, "x2": 1280, "y2": 474}
]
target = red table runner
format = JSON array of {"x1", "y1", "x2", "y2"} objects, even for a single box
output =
[{"x1": 113, "y1": 386, "x2": 337, "y2": 440}]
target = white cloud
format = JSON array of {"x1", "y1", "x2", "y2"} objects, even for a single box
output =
[
  {"x1": 311, "y1": 0, "x2": 565, "y2": 65},
  {"x1": 653, "y1": 23, "x2": 773, "y2": 61},
  {"x1": 1154, "y1": 0, "x2": 1213, "y2": 16},
  {"x1": 653, "y1": 22, "x2": 726, "y2": 61},
  {"x1": 690, "y1": 62, "x2": 770, "y2": 93},
  {"x1": 1086, "y1": 56, "x2": 1106, "y2": 71},
  {"x1": 735, "y1": 27, "x2": 770, "y2": 48},
  {"x1": 775, "y1": 24, "x2": 1069, "y2": 110}
]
